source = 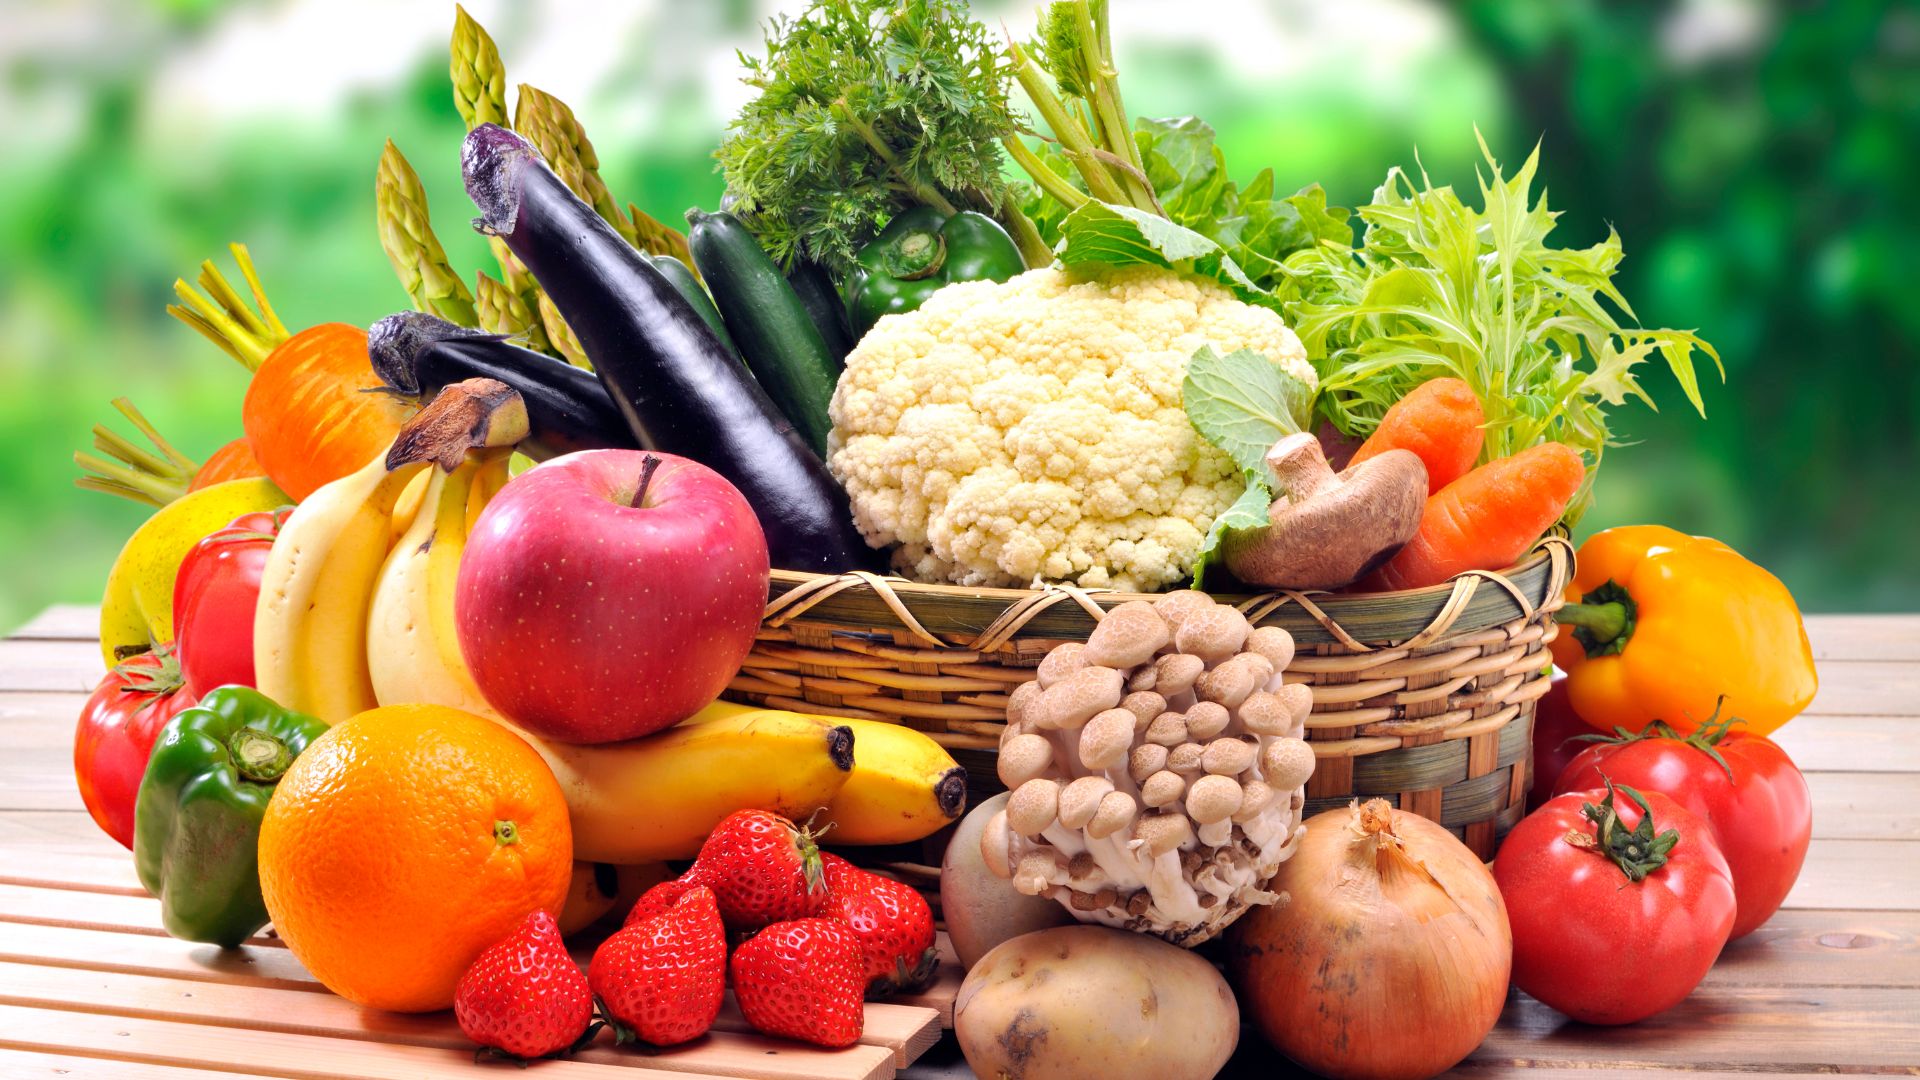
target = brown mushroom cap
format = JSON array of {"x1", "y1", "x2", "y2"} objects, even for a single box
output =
[
  {"x1": 1223, "y1": 433, "x2": 1428, "y2": 591},
  {"x1": 1084, "y1": 601, "x2": 1171, "y2": 668}
]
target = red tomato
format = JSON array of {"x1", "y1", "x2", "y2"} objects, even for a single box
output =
[
  {"x1": 1494, "y1": 784, "x2": 1736, "y2": 1025},
  {"x1": 172, "y1": 510, "x2": 284, "y2": 698},
  {"x1": 73, "y1": 648, "x2": 196, "y2": 849},
  {"x1": 1555, "y1": 704, "x2": 1811, "y2": 939},
  {"x1": 1528, "y1": 670, "x2": 1587, "y2": 811}
]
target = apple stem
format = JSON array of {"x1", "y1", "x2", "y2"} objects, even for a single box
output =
[{"x1": 631, "y1": 453, "x2": 663, "y2": 508}]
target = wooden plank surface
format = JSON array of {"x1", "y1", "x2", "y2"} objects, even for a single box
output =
[{"x1": 2, "y1": 610, "x2": 1916, "y2": 1080}]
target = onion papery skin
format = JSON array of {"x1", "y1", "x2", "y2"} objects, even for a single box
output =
[{"x1": 1225, "y1": 800, "x2": 1512, "y2": 1080}]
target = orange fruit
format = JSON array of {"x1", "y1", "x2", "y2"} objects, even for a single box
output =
[{"x1": 258, "y1": 704, "x2": 571, "y2": 1012}]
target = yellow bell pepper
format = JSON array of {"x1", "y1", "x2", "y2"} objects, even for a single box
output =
[{"x1": 1548, "y1": 525, "x2": 1817, "y2": 737}]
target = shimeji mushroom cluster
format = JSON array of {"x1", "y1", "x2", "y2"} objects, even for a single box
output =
[{"x1": 982, "y1": 593, "x2": 1316, "y2": 945}]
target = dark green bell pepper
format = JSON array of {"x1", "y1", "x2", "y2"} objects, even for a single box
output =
[
  {"x1": 843, "y1": 207, "x2": 1026, "y2": 336},
  {"x1": 133, "y1": 687, "x2": 327, "y2": 947}
]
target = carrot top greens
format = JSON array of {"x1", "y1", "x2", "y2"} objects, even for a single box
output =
[{"x1": 1276, "y1": 135, "x2": 1722, "y2": 524}]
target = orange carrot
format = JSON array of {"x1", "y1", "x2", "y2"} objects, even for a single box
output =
[
  {"x1": 1363, "y1": 441, "x2": 1586, "y2": 592},
  {"x1": 187, "y1": 436, "x2": 267, "y2": 492},
  {"x1": 1348, "y1": 378, "x2": 1485, "y2": 494},
  {"x1": 171, "y1": 246, "x2": 414, "y2": 501}
]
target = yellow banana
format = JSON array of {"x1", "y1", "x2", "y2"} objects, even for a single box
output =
[
  {"x1": 98, "y1": 477, "x2": 288, "y2": 666},
  {"x1": 495, "y1": 707, "x2": 855, "y2": 863},
  {"x1": 556, "y1": 861, "x2": 671, "y2": 936},
  {"x1": 254, "y1": 453, "x2": 429, "y2": 724},
  {"x1": 366, "y1": 449, "x2": 510, "y2": 716},
  {"x1": 817, "y1": 716, "x2": 969, "y2": 844}
]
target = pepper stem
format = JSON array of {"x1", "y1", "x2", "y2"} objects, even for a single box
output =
[
  {"x1": 229, "y1": 728, "x2": 294, "y2": 783},
  {"x1": 1555, "y1": 579, "x2": 1638, "y2": 657}
]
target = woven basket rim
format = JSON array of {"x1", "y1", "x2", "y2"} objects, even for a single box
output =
[{"x1": 762, "y1": 536, "x2": 1574, "y2": 651}]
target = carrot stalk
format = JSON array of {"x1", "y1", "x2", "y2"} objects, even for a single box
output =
[
  {"x1": 1362, "y1": 441, "x2": 1586, "y2": 592},
  {"x1": 1348, "y1": 377, "x2": 1485, "y2": 494}
]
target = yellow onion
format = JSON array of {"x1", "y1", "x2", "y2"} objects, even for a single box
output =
[{"x1": 1225, "y1": 799, "x2": 1511, "y2": 1080}]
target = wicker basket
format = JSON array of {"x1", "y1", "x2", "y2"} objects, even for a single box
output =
[{"x1": 723, "y1": 536, "x2": 1574, "y2": 858}]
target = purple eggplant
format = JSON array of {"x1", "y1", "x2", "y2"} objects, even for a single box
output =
[
  {"x1": 460, "y1": 123, "x2": 876, "y2": 574},
  {"x1": 368, "y1": 312, "x2": 636, "y2": 461}
]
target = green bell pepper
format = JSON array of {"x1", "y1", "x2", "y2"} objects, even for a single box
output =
[
  {"x1": 133, "y1": 687, "x2": 327, "y2": 947},
  {"x1": 843, "y1": 207, "x2": 1026, "y2": 337}
]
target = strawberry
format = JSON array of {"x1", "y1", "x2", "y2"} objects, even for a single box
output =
[
  {"x1": 819, "y1": 853, "x2": 939, "y2": 998},
  {"x1": 454, "y1": 910, "x2": 594, "y2": 1061},
  {"x1": 622, "y1": 878, "x2": 699, "y2": 928},
  {"x1": 590, "y1": 884, "x2": 727, "y2": 1046},
  {"x1": 730, "y1": 918, "x2": 866, "y2": 1048},
  {"x1": 682, "y1": 809, "x2": 828, "y2": 929}
]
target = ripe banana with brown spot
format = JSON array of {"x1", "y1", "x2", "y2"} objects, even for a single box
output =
[
  {"x1": 366, "y1": 448, "x2": 511, "y2": 717},
  {"x1": 815, "y1": 716, "x2": 968, "y2": 844}
]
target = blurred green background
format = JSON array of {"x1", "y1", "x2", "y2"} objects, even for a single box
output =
[{"x1": 1, "y1": 0, "x2": 1913, "y2": 631}]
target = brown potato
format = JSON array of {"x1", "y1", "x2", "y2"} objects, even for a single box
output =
[{"x1": 955, "y1": 925, "x2": 1239, "y2": 1080}]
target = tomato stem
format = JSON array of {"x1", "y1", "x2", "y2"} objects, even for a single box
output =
[{"x1": 1569, "y1": 778, "x2": 1679, "y2": 882}]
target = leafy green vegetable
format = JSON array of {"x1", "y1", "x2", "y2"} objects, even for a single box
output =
[
  {"x1": 1181, "y1": 345, "x2": 1313, "y2": 474},
  {"x1": 1278, "y1": 134, "x2": 1722, "y2": 522},
  {"x1": 1191, "y1": 482, "x2": 1270, "y2": 590},
  {"x1": 1055, "y1": 202, "x2": 1263, "y2": 297},
  {"x1": 1132, "y1": 117, "x2": 1352, "y2": 291},
  {"x1": 716, "y1": 0, "x2": 1043, "y2": 272},
  {"x1": 1180, "y1": 345, "x2": 1314, "y2": 586},
  {"x1": 1020, "y1": 114, "x2": 1351, "y2": 305}
]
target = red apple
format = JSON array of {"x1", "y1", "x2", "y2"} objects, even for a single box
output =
[{"x1": 456, "y1": 449, "x2": 769, "y2": 743}]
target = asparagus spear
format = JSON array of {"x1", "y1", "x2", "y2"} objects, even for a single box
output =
[
  {"x1": 535, "y1": 289, "x2": 591, "y2": 370},
  {"x1": 450, "y1": 4, "x2": 508, "y2": 129},
  {"x1": 451, "y1": 5, "x2": 547, "y2": 329},
  {"x1": 376, "y1": 140, "x2": 479, "y2": 327},
  {"x1": 513, "y1": 84, "x2": 637, "y2": 246},
  {"x1": 628, "y1": 203, "x2": 696, "y2": 274},
  {"x1": 472, "y1": 270, "x2": 550, "y2": 352}
]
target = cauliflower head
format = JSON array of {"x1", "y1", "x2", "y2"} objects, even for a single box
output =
[{"x1": 828, "y1": 265, "x2": 1314, "y2": 591}]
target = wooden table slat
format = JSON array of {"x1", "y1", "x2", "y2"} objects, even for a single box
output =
[
  {"x1": 0, "y1": 1002, "x2": 675, "y2": 1080},
  {"x1": 1472, "y1": 985, "x2": 1920, "y2": 1070},
  {"x1": 0, "y1": 1048, "x2": 291, "y2": 1080},
  {"x1": 1805, "y1": 614, "x2": 1920, "y2": 662},
  {"x1": 0, "y1": 962, "x2": 902, "y2": 1080}
]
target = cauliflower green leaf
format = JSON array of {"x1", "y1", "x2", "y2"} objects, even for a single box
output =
[
  {"x1": 1190, "y1": 478, "x2": 1270, "y2": 590},
  {"x1": 1181, "y1": 344, "x2": 1317, "y2": 588},
  {"x1": 1181, "y1": 345, "x2": 1313, "y2": 475}
]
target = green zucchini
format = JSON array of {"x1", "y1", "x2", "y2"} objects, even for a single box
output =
[
  {"x1": 686, "y1": 209, "x2": 839, "y2": 456},
  {"x1": 646, "y1": 254, "x2": 740, "y2": 364},
  {"x1": 786, "y1": 259, "x2": 854, "y2": 366}
]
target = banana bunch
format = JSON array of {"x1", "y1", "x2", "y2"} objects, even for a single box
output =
[
  {"x1": 254, "y1": 379, "x2": 527, "y2": 724},
  {"x1": 500, "y1": 705, "x2": 971, "y2": 863}
]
